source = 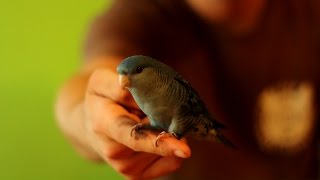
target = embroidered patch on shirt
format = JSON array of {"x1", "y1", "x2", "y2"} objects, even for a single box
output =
[{"x1": 255, "y1": 81, "x2": 315, "y2": 154}]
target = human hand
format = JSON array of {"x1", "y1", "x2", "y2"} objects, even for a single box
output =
[{"x1": 84, "y1": 68, "x2": 191, "y2": 180}]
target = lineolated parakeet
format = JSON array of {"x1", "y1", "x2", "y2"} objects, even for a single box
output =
[{"x1": 117, "y1": 55, "x2": 235, "y2": 149}]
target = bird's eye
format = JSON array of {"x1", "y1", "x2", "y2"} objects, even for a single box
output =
[{"x1": 136, "y1": 66, "x2": 143, "y2": 73}]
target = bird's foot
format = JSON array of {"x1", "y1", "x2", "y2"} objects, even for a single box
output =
[
  {"x1": 130, "y1": 123, "x2": 143, "y2": 137},
  {"x1": 155, "y1": 131, "x2": 178, "y2": 147},
  {"x1": 130, "y1": 123, "x2": 154, "y2": 139}
]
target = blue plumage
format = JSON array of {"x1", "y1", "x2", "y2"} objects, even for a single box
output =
[{"x1": 117, "y1": 55, "x2": 235, "y2": 149}]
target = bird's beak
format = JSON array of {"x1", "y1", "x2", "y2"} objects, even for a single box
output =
[{"x1": 119, "y1": 75, "x2": 130, "y2": 90}]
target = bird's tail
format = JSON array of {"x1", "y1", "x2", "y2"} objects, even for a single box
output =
[{"x1": 214, "y1": 131, "x2": 237, "y2": 150}]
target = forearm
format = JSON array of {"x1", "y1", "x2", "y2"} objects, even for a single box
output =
[{"x1": 55, "y1": 56, "x2": 122, "y2": 161}]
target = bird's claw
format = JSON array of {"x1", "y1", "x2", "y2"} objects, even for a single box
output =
[
  {"x1": 155, "y1": 131, "x2": 178, "y2": 147},
  {"x1": 130, "y1": 123, "x2": 145, "y2": 137}
]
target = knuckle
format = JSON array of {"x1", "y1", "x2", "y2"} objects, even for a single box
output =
[
  {"x1": 126, "y1": 137, "x2": 142, "y2": 152},
  {"x1": 101, "y1": 143, "x2": 130, "y2": 160},
  {"x1": 91, "y1": 119, "x2": 104, "y2": 134},
  {"x1": 88, "y1": 70, "x2": 103, "y2": 88},
  {"x1": 117, "y1": 90, "x2": 130, "y2": 101},
  {"x1": 131, "y1": 145, "x2": 140, "y2": 152},
  {"x1": 127, "y1": 140, "x2": 138, "y2": 151},
  {"x1": 154, "y1": 145, "x2": 169, "y2": 157},
  {"x1": 102, "y1": 148, "x2": 118, "y2": 160},
  {"x1": 116, "y1": 163, "x2": 136, "y2": 177}
]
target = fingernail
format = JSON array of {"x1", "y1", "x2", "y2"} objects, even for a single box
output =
[{"x1": 174, "y1": 150, "x2": 187, "y2": 158}]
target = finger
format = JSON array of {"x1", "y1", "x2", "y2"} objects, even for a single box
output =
[
  {"x1": 103, "y1": 142, "x2": 183, "y2": 180},
  {"x1": 107, "y1": 152, "x2": 161, "y2": 178},
  {"x1": 88, "y1": 68, "x2": 140, "y2": 109},
  {"x1": 119, "y1": 156, "x2": 183, "y2": 180},
  {"x1": 99, "y1": 102, "x2": 191, "y2": 158},
  {"x1": 86, "y1": 88, "x2": 191, "y2": 158},
  {"x1": 90, "y1": 129, "x2": 183, "y2": 180},
  {"x1": 118, "y1": 117, "x2": 191, "y2": 158},
  {"x1": 138, "y1": 156, "x2": 183, "y2": 180}
]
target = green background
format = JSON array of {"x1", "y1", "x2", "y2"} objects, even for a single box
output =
[{"x1": 0, "y1": 0, "x2": 122, "y2": 179}]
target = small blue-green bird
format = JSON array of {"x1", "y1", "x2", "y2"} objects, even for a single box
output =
[{"x1": 117, "y1": 55, "x2": 236, "y2": 149}]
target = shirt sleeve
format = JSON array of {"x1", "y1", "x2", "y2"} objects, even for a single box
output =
[
  {"x1": 83, "y1": 0, "x2": 163, "y2": 59},
  {"x1": 83, "y1": 0, "x2": 199, "y2": 61}
]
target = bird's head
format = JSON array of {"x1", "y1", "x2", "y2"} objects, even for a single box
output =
[{"x1": 117, "y1": 55, "x2": 168, "y2": 90}]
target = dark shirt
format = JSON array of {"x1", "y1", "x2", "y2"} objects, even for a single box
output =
[{"x1": 85, "y1": 0, "x2": 320, "y2": 179}]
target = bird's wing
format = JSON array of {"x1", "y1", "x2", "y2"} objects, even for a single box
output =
[
  {"x1": 173, "y1": 72, "x2": 226, "y2": 129},
  {"x1": 173, "y1": 72, "x2": 208, "y2": 115}
]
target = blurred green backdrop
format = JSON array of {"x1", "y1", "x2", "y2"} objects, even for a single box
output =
[{"x1": 0, "y1": 0, "x2": 123, "y2": 179}]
